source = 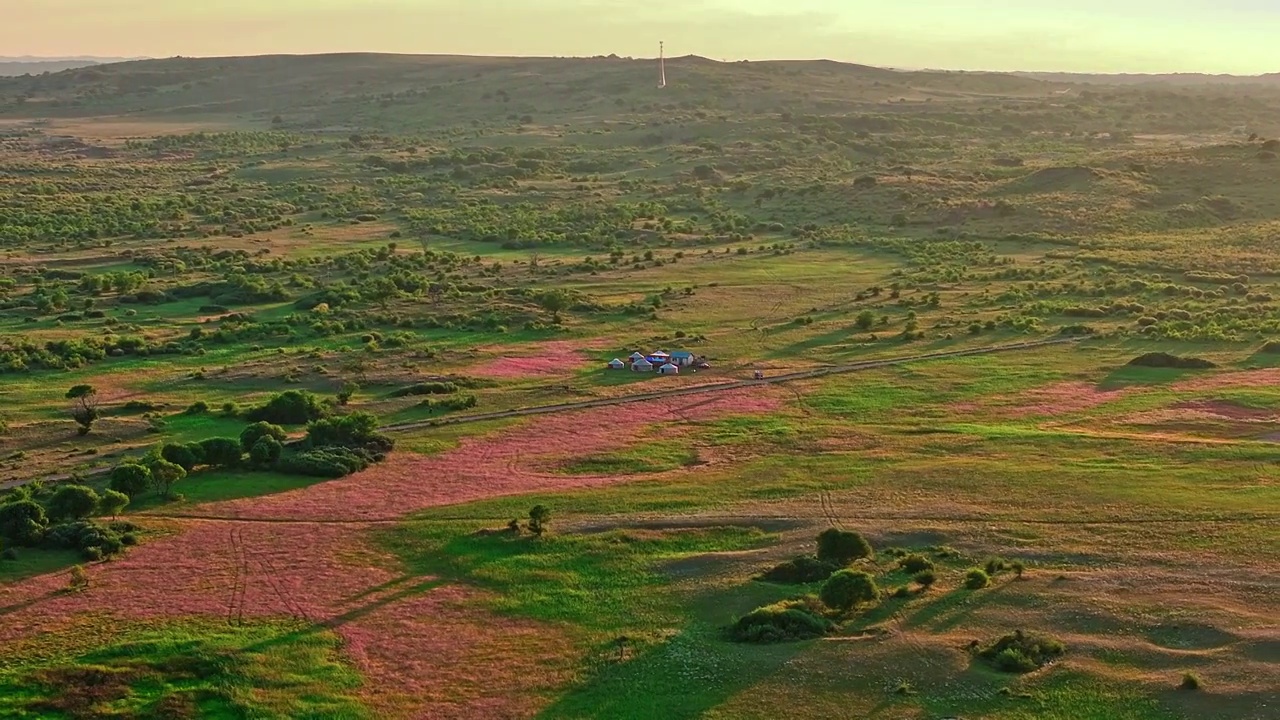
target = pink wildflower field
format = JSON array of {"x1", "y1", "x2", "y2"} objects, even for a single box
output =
[{"x1": 0, "y1": 387, "x2": 783, "y2": 718}]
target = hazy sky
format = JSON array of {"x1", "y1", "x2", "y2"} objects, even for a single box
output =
[{"x1": 6, "y1": 0, "x2": 1278, "y2": 74}]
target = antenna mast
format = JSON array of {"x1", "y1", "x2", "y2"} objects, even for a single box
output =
[{"x1": 659, "y1": 41, "x2": 667, "y2": 89}]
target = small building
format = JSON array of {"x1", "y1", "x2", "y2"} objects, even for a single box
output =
[
  {"x1": 658, "y1": 363, "x2": 680, "y2": 375},
  {"x1": 632, "y1": 358, "x2": 654, "y2": 372},
  {"x1": 669, "y1": 351, "x2": 695, "y2": 367},
  {"x1": 629, "y1": 351, "x2": 647, "y2": 363},
  {"x1": 607, "y1": 358, "x2": 626, "y2": 370}
]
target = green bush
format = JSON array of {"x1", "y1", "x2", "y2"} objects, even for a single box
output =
[
  {"x1": 240, "y1": 421, "x2": 288, "y2": 453},
  {"x1": 245, "y1": 390, "x2": 329, "y2": 425},
  {"x1": 913, "y1": 570, "x2": 938, "y2": 589},
  {"x1": 758, "y1": 556, "x2": 841, "y2": 584},
  {"x1": 198, "y1": 437, "x2": 243, "y2": 469},
  {"x1": 43, "y1": 520, "x2": 128, "y2": 560},
  {"x1": 389, "y1": 381, "x2": 458, "y2": 398},
  {"x1": 250, "y1": 436, "x2": 284, "y2": 466},
  {"x1": 816, "y1": 528, "x2": 873, "y2": 565},
  {"x1": 820, "y1": 569, "x2": 880, "y2": 611},
  {"x1": 160, "y1": 442, "x2": 204, "y2": 471},
  {"x1": 1180, "y1": 672, "x2": 1202, "y2": 690},
  {"x1": 898, "y1": 553, "x2": 935, "y2": 573},
  {"x1": 984, "y1": 557, "x2": 1010, "y2": 575},
  {"x1": 304, "y1": 412, "x2": 390, "y2": 451},
  {"x1": 277, "y1": 446, "x2": 375, "y2": 478},
  {"x1": 730, "y1": 598, "x2": 834, "y2": 643},
  {"x1": 108, "y1": 464, "x2": 152, "y2": 498},
  {"x1": 98, "y1": 489, "x2": 130, "y2": 519},
  {"x1": 964, "y1": 568, "x2": 991, "y2": 589},
  {"x1": 0, "y1": 500, "x2": 48, "y2": 545},
  {"x1": 148, "y1": 459, "x2": 187, "y2": 498},
  {"x1": 47, "y1": 484, "x2": 100, "y2": 521},
  {"x1": 977, "y1": 630, "x2": 1065, "y2": 673}
]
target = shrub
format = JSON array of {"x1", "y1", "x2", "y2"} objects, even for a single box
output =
[
  {"x1": 250, "y1": 436, "x2": 284, "y2": 466},
  {"x1": 419, "y1": 394, "x2": 478, "y2": 414},
  {"x1": 240, "y1": 421, "x2": 288, "y2": 453},
  {"x1": 304, "y1": 412, "x2": 389, "y2": 451},
  {"x1": 245, "y1": 390, "x2": 329, "y2": 425},
  {"x1": 730, "y1": 599, "x2": 834, "y2": 643},
  {"x1": 1, "y1": 547, "x2": 16, "y2": 561},
  {"x1": 529, "y1": 505, "x2": 551, "y2": 536},
  {"x1": 1010, "y1": 560, "x2": 1026, "y2": 578},
  {"x1": 977, "y1": 630, "x2": 1066, "y2": 673},
  {"x1": 160, "y1": 442, "x2": 203, "y2": 471},
  {"x1": 69, "y1": 564, "x2": 90, "y2": 590},
  {"x1": 820, "y1": 569, "x2": 880, "y2": 611},
  {"x1": 984, "y1": 557, "x2": 1010, "y2": 575},
  {"x1": 964, "y1": 568, "x2": 991, "y2": 589},
  {"x1": 108, "y1": 464, "x2": 152, "y2": 498},
  {"x1": 98, "y1": 489, "x2": 129, "y2": 519},
  {"x1": 184, "y1": 400, "x2": 210, "y2": 415},
  {"x1": 47, "y1": 485, "x2": 101, "y2": 521},
  {"x1": 0, "y1": 500, "x2": 48, "y2": 545},
  {"x1": 892, "y1": 585, "x2": 911, "y2": 598},
  {"x1": 44, "y1": 520, "x2": 126, "y2": 559},
  {"x1": 197, "y1": 437, "x2": 243, "y2": 469},
  {"x1": 816, "y1": 528, "x2": 873, "y2": 565},
  {"x1": 914, "y1": 570, "x2": 938, "y2": 589},
  {"x1": 758, "y1": 556, "x2": 841, "y2": 584},
  {"x1": 277, "y1": 446, "x2": 374, "y2": 478},
  {"x1": 1260, "y1": 341, "x2": 1280, "y2": 354},
  {"x1": 1127, "y1": 352, "x2": 1216, "y2": 369},
  {"x1": 1180, "y1": 672, "x2": 1202, "y2": 690},
  {"x1": 898, "y1": 554, "x2": 935, "y2": 573},
  {"x1": 389, "y1": 381, "x2": 458, "y2": 398}
]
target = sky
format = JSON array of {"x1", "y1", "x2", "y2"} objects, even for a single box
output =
[{"x1": 5, "y1": 0, "x2": 1278, "y2": 74}]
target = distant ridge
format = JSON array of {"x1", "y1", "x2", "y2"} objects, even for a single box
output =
[{"x1": 0, "y1": 56, "x2": 147, "y2": 77}]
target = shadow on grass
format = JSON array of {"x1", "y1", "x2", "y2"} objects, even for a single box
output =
[
  {"x1": 535, "y1": 622, "x2": 810, "y2": 720},
  {"x1": 1098, "y1": 365, "x2": 1201, "y2": 390},
  {"x1": 902, "y1": 581, "x2": 1010, "y2": 633}
]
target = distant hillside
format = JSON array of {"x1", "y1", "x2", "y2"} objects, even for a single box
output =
[
  {"x1": 1, "y1": 53, "x2": 1278, "y2": 137},
  {"x1": 0, "y1": 57, "x2": 142, "y2": 77},
  {"x1": 0, "y1": 52, "x2": 1061, "y2": 127},
  {"x1": 1015, "y1": 71, "x2": 1280, "y2": 86}
]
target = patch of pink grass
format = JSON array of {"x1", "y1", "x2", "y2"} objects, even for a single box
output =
[
  {"x1": 1007, "y1": 381, "x2": 1131, "y2": 417},
  {"x1": 197, "y1": 388, "x2": 786, "y2": 522},
  {"x1": 469, "y1": 339, "x2": 599, "y2": 379}
]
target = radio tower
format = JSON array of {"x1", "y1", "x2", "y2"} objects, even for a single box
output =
[{"x1": 658, "y1": 41, "x2": 667, "y2": 88}]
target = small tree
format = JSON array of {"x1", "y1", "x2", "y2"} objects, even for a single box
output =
[
  {"x1": 66, "y1": 384, "x2": 100, "y2": 436},
  {"x1": 98, "y1": 489, "x2": 130, "y2": 520},
  {"x1": 68, "y1": 564, "x2": 89, "y2": 591},
  {"x1": 198, "y1": 437, "x2": 243, "y2": 469},
  {"x1": 820, "y1": 569, "x2": 880, "y2": 611},
  {"x1": 240, "y1": 421, "x2": 288, "y2": 453},
  {"x1": 913, "y1": 570, "x2": 938, "y2": 590},
  {"x1": 108, "y1": 463, "x2": 152, "y2": 498},
  {"x1": 964, "y1": 568, "x2": 991, "y2": 590},
  {"x1": 816, "y1": 528, "x2": 873, "y2": 565},
  {"x1": 160, "y1": 442, "x2": 203, "y2": 472},
  {"x1": 249, "y1": 436, "x2": 283, "y2": 466},
  {"x1": 855, "y1": 310, "x2": 876, "y2": 331},
  {"x1": 0, "y1": 500, "x2": 48, "y2": 545},
  {"x1": 528, "y1": 505, "x2": 551, "y2": 537},
  {"x1": 337, "y1": 382, "x2": 358, "y2": 406},
  {"x1": 47, "y1": 484, "x2": 101, "y2": 521},
  {"x1": 149, "y1": 459, "x2": 187, "y2": 498}
]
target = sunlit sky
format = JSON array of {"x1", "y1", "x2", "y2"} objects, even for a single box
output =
[{"x1": 6, "y1": 0, "x2": 1278, "y2": 74}]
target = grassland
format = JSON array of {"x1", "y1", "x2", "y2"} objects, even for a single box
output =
[{"x1": 0, "y1": 53, "x2": 1276, "y2": 719}]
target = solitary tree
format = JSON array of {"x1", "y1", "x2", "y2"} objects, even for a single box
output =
[
  {"x1": 66, "y1": 385, "x2": 100, "y2": 436},
  {"x1": 108, "y1": 463, "x2": 152, "y2": 498},
  {"x1": 820, "y1": 570, "x2": 880, "y2": 611},
  {"x1": 149, "y1": 459, "x2": 187, "y2": 499},
  {"x1": 68, "y1": 564, "x2": 90, "y2": 591},
  {"x1": 98, "y1": 489, "x2": 130, "y2": 520},
  {"x1": 0, "y1": 500, "x2": 48, "y2": 545},
  {"x1": 816, "y1": 528, "x2": 874, "y2": 565},
  {"x1": 855, "y1": 310, "x2": 876, "y2": 331},
  {"x1": 528, "y1": 505, "x2": 551, "y2": 537},
  {"x1": 47, "y1": 484, "x2": 101, "y2": 521}
]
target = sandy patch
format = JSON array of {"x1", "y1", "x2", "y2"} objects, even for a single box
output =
[{"x1": 1122, "y1": 400, "x2": 1278, "y2": 426}]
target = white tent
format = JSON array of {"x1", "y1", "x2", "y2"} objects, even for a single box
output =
[
  {"x1": 608, "y1": 358, "x2": 626, "y2": 369},
  {"x1": 658, "y1": 363, "x2": 680, "y2": 375},
  {"x1": 632, "y1": 358, "x2": 654, "y2": 372},
  {"x1": 629, "y1": 351, "x2": 647, "y2": 361}
]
